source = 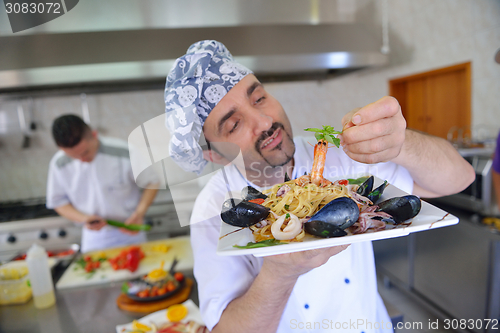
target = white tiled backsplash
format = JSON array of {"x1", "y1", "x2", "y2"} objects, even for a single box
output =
[{"x1": 1, "y1": 0, "x2": 499, "y2": 202}]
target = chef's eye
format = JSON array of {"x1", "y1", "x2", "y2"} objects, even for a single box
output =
[
  {"x1": 255, "y1": 96, "x2": 265, "y2": 104},
  {"x1": 229, "y1": 121, "x2": 239, "y2": 134}
]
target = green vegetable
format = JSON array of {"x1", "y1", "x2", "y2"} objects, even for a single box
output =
[
  {"x1": 106, "y1": 220, "x2": 151, "y2": 231},
  {"x1": 304, "y1": 125, "x2": 342, "y2": 148},
  {"x1": 121, "y1": 282, "x2": 129, "y2": 294},
  {"x1": 75, "y1": 258, "x2": 86, "y2": 269},
  {"x1": 233, "y1": 239, "x2": 284, "y2": 249},
  {"x1": 347, "y1": 176, "x2": 370, "y2": 185},
  {"x1": 284, "y1": 205, "x2": 290, "y2": 210},
  {"x1": 286, "y1": 213, "x2": 290, "y2": 219}
]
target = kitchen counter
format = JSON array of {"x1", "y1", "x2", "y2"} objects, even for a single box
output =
[
  {"x1": 0, "y1": 271, "x2": 199, "y2": 333},
  {"x1": 374, "y1": 203, "x2": 500, "y2": 333}
]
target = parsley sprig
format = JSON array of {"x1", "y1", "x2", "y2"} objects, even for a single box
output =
[{"x1": 304, "y1": 125, "x2": 342, "y2": 148}]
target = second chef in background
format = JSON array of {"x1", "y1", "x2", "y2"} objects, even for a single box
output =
[{"x1": 46, "y1": 114, "x2": 160, "y2": 253}]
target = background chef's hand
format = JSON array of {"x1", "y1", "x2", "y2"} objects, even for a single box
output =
[
  {"x1": 122, "y1": 211, "x2": 144, "y2": 235},
  {"x1": 262, "y1": 245, "x2": 350, "y2": 280},
  {"x1": 339, "y1": 96, "x2": 406, "y2": 164},
  {"x1": 84, "y1": 215, "x2": 106, "y2": 231}
]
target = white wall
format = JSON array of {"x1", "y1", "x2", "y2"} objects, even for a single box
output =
[{"x1": 0, "y1": 0, "x2": 499, "y2": 201}]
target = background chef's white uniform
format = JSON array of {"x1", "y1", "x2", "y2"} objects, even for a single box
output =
[
  {"x1": 46, "y1": 136, "x2": 159, "y2": 253},
  {"x1": 190, "y1": 137, "x2": 413, "y2": 333}
]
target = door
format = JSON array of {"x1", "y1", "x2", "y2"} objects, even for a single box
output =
[{"x1": 389, "y1": 62, "x2": 471, "y2": 140}]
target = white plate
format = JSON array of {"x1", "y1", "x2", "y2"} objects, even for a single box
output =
[
  {"x1": 115, "y1": 299, "x2": 204, "y2": 333},
  {"x1": 216, "y1": 176, "x2": 459, "y2": 257}
]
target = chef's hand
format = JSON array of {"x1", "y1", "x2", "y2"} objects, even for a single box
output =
[
  {"x1": 339, "y1": 96, "x2": 406, "y2": 164},
  {"x1": 84, "y1": 215, "x2": 106, "y2": 231},
  {"x1": 262, "y1": 245, "x2": 350, "y2": 280},
  {"x1": 122, "y1": 212, "x2": 144, "y2": 235}
]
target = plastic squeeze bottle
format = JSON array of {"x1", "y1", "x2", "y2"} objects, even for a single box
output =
[{"x1": 26, "y1": 244, "x2": 56, "y2": 309}]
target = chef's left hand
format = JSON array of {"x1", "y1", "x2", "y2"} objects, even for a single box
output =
[
  {"x1": 339, "y1": 96, "x2": 406, "y2": 164},
  {"x1": 122, "y1": 212, "x2": 144, "y2": 235}
]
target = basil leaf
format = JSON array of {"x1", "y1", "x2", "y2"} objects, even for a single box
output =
[
  {"x1": 304, "y1": 128, "x2": 323, "y2": 133},
  {"x1": 314, "y1": 132, "x2": 324, "y2": 141},
  {"x1": 347, "y1": 176, "x2": 369, "y2": 185}
]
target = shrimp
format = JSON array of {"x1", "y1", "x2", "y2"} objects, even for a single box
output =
[{"x1": 295, "y1": 139, "x2": 332, "y2": 187}]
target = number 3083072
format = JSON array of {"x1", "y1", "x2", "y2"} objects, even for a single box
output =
[
  {"x1": 5, "y1": 2, "x2": 61, "y2": 14},
  {"x1": 443, "y1": 319, "x2": 498, "y2": 330}
]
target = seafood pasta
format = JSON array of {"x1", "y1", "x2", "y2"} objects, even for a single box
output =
[
  {"x1": 250, "y1": 179, "x2": 355, "y2": 242},
  {"x1": 262, "y1": 180, "x2": 349, "y2": 218},
  {"x1": 220, "y1": 125, "x2": 422, "y2": 247}
]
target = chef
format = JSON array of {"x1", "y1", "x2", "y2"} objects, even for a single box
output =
[
  {"x1": 46, "y1": 114, "x2": 159, "y2": 253},
  {"x1": 164, "y1": 40, "x2": 475, "y2": 333}
]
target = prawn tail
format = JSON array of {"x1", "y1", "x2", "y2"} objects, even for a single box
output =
[{"x1": 311, "y1": 139, "x2": 328, "y2": 186}]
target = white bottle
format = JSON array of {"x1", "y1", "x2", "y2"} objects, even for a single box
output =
[{"x1": 26, "y1": 244, "x2": 56, "y2": 309}]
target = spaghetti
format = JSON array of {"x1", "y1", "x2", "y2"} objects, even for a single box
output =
[{"x1": 249, "y1": 180, "x2": 353, "y2": 242}]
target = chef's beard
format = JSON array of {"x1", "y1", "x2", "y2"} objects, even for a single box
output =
[{"x1": 255, "y1": 122, "x2": 295, "y2": 167}]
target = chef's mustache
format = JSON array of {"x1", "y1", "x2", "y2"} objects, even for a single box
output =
[{"x1": 255, "y1": 123, "x2": 285, "y2": 152}]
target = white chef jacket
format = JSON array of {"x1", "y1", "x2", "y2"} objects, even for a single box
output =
[
  {"x1": 190, "y1": 136, "x2": 413, "y2": 333},
  {"x1": 46, "y1": 136, "x2": 158, "y2": 253}
]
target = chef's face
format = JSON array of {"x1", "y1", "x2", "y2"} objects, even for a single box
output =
[
  {"x1": 203, "y1": 74, "x2": 295, "y2": 170},
  {"x1": 60, "y1": 131, "x2": 99, "y2": 163}
]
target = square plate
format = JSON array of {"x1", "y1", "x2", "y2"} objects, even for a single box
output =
[
  {"x1": 216, "y1": 176, "x2": 459, "y2": 257},
  {"x1": 115, "y1": 299, "x2": 204, "y2": 333}
]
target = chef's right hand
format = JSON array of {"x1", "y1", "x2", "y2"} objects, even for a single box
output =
[{"x1": 84, "y1": 216, "x2": 106, "y2": 231}]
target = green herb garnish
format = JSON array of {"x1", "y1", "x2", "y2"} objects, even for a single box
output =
[
  {"x1": 286, "y1": 213, "x2": 290, "y2": 219},
  {"x1": 233, "y1": 239, "x2": 284, "y2": 249},
  {"x1": 284, "y1": 205, "x2": 290, "y2": 210},
  {"x1": 347, "y1": 176, "x2": 370, "y2": 185},
  {"x1": 304, "y1": 125, "x2": 342, "y2": 148}
]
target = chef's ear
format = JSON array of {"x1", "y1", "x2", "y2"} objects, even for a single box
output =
[
  {"x1": 91, "y1": 130, "x2": 98, "y2": 139},
  {"x1": 202, "y1": 149, "x2": 231, "y2": 166}
]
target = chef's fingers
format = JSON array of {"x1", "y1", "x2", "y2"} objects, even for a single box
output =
[
  {"x1": 341, "y1": 107, "x2": 361, "y2": 130},
  {"x1": 341, "y1": 117, "x2": 400, "y2": 145},
  {"x1": 349, "y1": 96, "x2": 401, "y2": 126},
  {"x1": 343, "y1": 130, "x2": 405, "y2": 155}
]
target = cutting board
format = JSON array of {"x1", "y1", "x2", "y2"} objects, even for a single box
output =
[
  {"x1": 56, "y1": 236, "x2": 193, "y2": 290},
  {"x1": 116, "y1": 278, "x2": 193, "y2": 313}
]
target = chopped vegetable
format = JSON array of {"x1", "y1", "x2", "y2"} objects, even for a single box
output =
[
  {"x1": 166, "y1": 304, "x2": 188, "y2": 322},
  {"x1": 338, "y1": 179, "x2": 349, "y2": 186},
  {"x1": 174, "y1": 272, "x2": 184, "y2": 282},
  {"x1": 248, "y1": 198, "x2": 265, "y2": 205},
  {"x1": 151, "y1": 244, "x2": 170, "y2": 253},
  {"x1": 108, "y1": 246, "x2": 145, "y2": 272},
  {"x1": 132, "y1": 320, "x2": 152, "y2": 332}
]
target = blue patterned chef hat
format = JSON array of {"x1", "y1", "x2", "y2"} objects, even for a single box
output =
[{"x1": 164, "y1": 40, "x2": 253, "y2": 174}]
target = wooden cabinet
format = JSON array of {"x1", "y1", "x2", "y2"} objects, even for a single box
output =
[{"x1": 389, "y1": 62, "x2": 471, "y2": 139}]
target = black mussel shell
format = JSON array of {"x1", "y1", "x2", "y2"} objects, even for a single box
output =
[
  {"x1": 304, "y1": 222, "x2": 347, "y2": 238},
  {"x1": 306, "y1": 197, "x2": 360, "y2": 232},
  {"x1": 357, "y1": 176, "x2": 374, "y2": 197},
  {"x1": 221, "y1": 199, "x2": 270, "y2": 227},
  {"x1": 367, "y1": 180, "x2": 388, "y2": 204},
  {"x1": 241, "y1": 186, "x2": 267, "y2": 201},
  {"x1": 284, "y1": 172, "x2": 291, "y2": 182},
  {"x1": 375, "y1": 195, "x2": 421, "y2": 224}
]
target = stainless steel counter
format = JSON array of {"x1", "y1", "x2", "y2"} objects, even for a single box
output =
[
  {"x1": 374, "y1": 203, "x2": 500, "y2": 333},
  {"x1": 0, "y1": 272, "x2": 198, "y2": 333}
]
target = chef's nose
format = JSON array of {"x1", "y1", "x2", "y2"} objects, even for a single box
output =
[{"x1": 251, "y1": 110, "x2": 273, "y2": 137}]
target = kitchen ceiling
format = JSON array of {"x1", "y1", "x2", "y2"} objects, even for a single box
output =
[{"x1": 0, "y1": 0, "x2": 388, "y2": 90}]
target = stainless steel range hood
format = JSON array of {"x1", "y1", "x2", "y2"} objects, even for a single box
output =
[{"x1": 0, "y1": 1, "x2": 388, "y2": 90}]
